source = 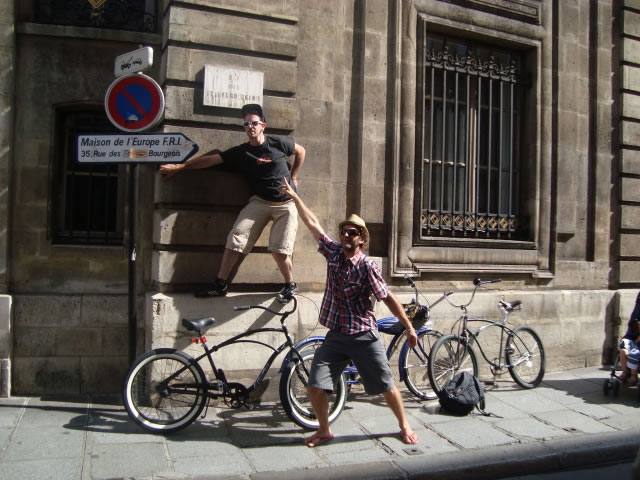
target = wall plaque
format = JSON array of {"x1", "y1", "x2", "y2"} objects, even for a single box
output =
[{"x1": 203, "y1": 66, "x2": 264, "y2": 109}]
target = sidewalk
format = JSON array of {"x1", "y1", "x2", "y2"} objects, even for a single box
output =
[{"x1": 0, "y1": 366, "x2": 639, "y2": 480}]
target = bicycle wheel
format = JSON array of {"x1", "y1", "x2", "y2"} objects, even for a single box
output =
[
  {"x1": 123, "y1": 348, "x2": 207, "y2": 433},
  {"x1": 506, "y1": 326, "x2": 546, "y2": 388},
  {"x1": 428, "y1": 334, "x2": 478, "y2": 393},
  {"x1": 401, "y1": 330, "x2": 440, "y2": 400},
  {"x1": 279, "y1": 348, "x2": 347, "y2": 430}
]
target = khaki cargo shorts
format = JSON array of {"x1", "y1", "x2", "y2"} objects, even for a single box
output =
[{"x1": 226, "y1": 196, "x2": 298, "y2": 255}]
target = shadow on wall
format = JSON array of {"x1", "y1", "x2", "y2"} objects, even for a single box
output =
[
  {"x1": 154, "y1": 164, "x2": 254, "y2": 292},
  {"x1": 602, "y1": 295, "x2": 621, "y2": 366}
]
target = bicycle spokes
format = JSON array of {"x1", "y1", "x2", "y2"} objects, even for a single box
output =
[
  {"x1": 506, "y1": 327, "x2": 545, "y2": 388},
  {"x1": 428, "y1": 336, "x2": 479, "y2": 392}
]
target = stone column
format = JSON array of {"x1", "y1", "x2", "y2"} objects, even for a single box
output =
[{"x1": 0, "y1": 0, "x2": 14, "y2": 396}]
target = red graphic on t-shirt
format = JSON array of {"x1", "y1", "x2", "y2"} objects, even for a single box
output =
[{"x1": 256, "y1": 156, "x2": 272, "y2": 164}]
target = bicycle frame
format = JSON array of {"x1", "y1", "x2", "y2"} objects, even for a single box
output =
[
  {"x1": 190, "y1": 327, "x2": 304, "y2": 397},
  {"x1": 166, "y1": 297, "x2": 308, "y2": 405},
  {"x1": 459, "y1": 318, "x2": 524, "y2": 371},
  {"x1": 444, "y1": 280, "x2": 532, "y2": 377}
]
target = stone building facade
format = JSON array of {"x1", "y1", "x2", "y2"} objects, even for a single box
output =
[{"x1": 0, "y1": 0, "x2": 639, "y2": 395}]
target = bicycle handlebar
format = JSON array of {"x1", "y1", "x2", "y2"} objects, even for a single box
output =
[
  {"x1": 402, "y1": 274, "x2": 457, "y2": 311},
  {"x1": 473, "y1": 278, "x2": 501, "y2": 287},
  {"x1": 430, "y1": 290, "x2": 454, "y2": 309},
  {"x1": 233, "y1": 296, "x2": 298, "y2": 318},
  {"x1": 403, "y1": 274, "x2": 416, "y2": 289},
  {"x1": 445, "y1": 278, "x2": 502, "y2": 310}
]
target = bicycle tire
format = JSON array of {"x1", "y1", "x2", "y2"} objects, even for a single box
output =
[
  {"x1": 296, "y1": 338, "x2": 324, "y2": 356},
  {"x1": 506, "y1": 326, "x2": 546, "y2": 388},
  {"x1": 427, "y1": 334, "x2": 478, "y2": 393},
  {"x1": 401, "y1": 330, "x2": 441, "y2": 400},
  {"x1": 123, "y1": 348, "x2": 207, "y2": 433},
  {"x1": 279, "y1": 348, "x2": 347, "y2": 430}
]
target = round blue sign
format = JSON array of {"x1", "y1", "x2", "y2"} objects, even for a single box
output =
[{"x1": 105, "y1": 74, "x2": 164, "y2": 132}]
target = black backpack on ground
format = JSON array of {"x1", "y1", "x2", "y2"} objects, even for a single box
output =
[{"x1": 437, "y1": 371, "x2": 486, "y2": 415}]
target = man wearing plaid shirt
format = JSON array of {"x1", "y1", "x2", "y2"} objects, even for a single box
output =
[{"x1": 279, "y1": 179, "x2": 419, "y2": 448}]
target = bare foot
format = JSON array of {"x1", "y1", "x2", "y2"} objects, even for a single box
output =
[
  {"x1": 304, "y1": 431, "x2": 335, "y2": 448},
  {"x1": 401, "y1": 429, "x2": 418, "y2": 445}
]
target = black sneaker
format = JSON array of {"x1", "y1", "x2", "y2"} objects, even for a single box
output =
[
  {"x1": 194, "y1": 281, "x2": 228, "y2": 298},
  {"x1": 277, "y1": 282, "x2": 298, "y2": 304}
]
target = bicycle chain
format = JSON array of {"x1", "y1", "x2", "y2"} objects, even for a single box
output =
[{"x1": 222, "y1": 382, "x2": 249, "y2": 408}]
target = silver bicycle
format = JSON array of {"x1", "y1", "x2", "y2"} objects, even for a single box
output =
[{"x1": 428, "y1": 279, "x2": 545, "y2": 392}]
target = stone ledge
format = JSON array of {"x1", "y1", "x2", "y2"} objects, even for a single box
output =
[{"x1": 16, "y1": 22, "x2": 161, "y2": 44}]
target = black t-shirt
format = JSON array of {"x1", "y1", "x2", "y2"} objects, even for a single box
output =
[{"x1": 221, "y1": 136, "x2": 296, "y2": 202}]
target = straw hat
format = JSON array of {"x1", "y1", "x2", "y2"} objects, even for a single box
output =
[{"x1": 338, "y1": 214, "x2": 369, "y2": 240}]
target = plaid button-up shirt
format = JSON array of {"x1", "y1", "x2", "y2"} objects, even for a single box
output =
[{"x1": 317, "y1": 234, "x2": 389, "y2": 335}]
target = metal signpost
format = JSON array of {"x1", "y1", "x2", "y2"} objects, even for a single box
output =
[{"x1": 78, "y1": 47, "x2": 199, "y2": 364}]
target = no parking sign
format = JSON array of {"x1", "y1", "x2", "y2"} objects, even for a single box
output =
[{"x1": 104, "y1": 73, "x2": 164, "y2": 132}]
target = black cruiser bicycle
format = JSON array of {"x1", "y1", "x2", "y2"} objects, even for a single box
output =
[{"x1": 122, "y1": 297, "x2": 347, "y2": 433}]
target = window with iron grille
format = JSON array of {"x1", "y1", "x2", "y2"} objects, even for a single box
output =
[
  {"x1": 417, "y1": 32, "x2": 527, "y2": 241},
  {"x1": 33, "y1": 0, "x2": 156, "y2": 33},
  {"x1": 52, "y1": 107, "x2": 126, "y2": 246}
]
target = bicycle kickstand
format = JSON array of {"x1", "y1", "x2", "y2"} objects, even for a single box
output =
[{"x1": 200, "y1": 397, "x2": 212, "y2": 419}]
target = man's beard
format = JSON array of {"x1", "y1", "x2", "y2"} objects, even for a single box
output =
[{"x1": 341, "y1": 240, "x2": 361, "y2": 254}]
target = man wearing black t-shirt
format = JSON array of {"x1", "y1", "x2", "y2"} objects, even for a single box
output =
[{"x1": 159, "y1": 104, "x2": 305, "y2": 303}]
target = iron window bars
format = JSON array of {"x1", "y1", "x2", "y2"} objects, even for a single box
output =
[{"x1": 418, "y1": 31, "x2": 525, "y2": 240}]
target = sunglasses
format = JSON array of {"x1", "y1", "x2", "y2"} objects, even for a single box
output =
[
  {"x1": 340, "y1": 228, "x2": 360, "y2": 237},
  {"x1": 243, "y1": 120, "x2": 263, "y2": 127}
]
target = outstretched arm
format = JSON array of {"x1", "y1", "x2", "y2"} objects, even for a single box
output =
[
  {"x1": 279, "y1": 177, "x2": 324, "y2": 242},
  {"x1": 159, "y1": 151, "x2": 224, "y2": 178}
]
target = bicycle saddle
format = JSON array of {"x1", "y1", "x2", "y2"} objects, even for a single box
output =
[
  {"x1": 181, "y1": 317, "x2": 216, "y2": 331},
  {"x1": 499, "y1": 300, "x2": 522, "y2": 311}
]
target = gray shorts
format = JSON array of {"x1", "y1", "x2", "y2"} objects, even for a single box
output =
[{"x1": 309, "y1": 329, "x2": 394, "y2": 395}]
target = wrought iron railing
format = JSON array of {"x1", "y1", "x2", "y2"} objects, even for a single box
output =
[{"x1": 33, "y1": 0, "x2": 156, "y2": 33}]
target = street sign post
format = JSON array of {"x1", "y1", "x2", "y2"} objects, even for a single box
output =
[
  {"x1": 76, "y1": 133, "x2": 199, "y2": 163},
  {"x1": 94, "y1": 48, "x2": 200, "y2": 365},
  {"x1": 104, "y1": 73, "x2": 164, "y2": 132}
]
